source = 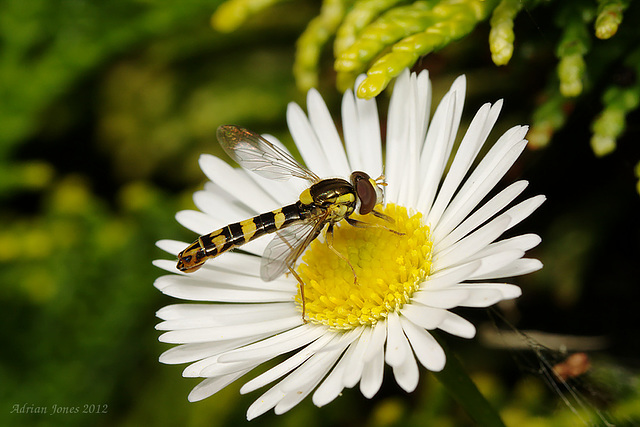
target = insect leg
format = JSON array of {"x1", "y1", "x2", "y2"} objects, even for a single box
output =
[
  {"x1": 345, "y1": 216, "x2": 404, "y2": 235},
  {"x1": 287, "y1": 266, "x2": 308, "y2": 323},
  {"x1": 371, "y1": 209, "x2": 393, "y2": 222},
  {"x1": 326, "y1": 223, "x2": 359, "y2": 285}
]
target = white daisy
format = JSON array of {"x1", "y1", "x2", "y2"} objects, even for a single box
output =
[{"x1": 154, "y1": 69, "x2": 545, "y2": 419}]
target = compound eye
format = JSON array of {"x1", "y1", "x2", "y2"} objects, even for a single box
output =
[{"x1": 354, "y1": 174, "x2": 376, "y2": 214}]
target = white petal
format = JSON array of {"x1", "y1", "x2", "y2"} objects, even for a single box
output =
[
  {"x1": 354, "y1": 80, "x2": 382, "y2": 177},
  {"x1": 245, "y1": 166, "x2": 301, "y2": 206},
  {"x1": 156, "y1": 303, "x2": 298, "y2": 330},
  {"x1": 415, "y1": 91, "x2": 457, "y2": 211},
  {"x1": 385, "y1": 312, "x2": 408, "y2": 367},
  {"x1": 359, "y1": 344, "x2": 385, "y2": 398},
  {"x1": 422, "y1": 260, "x2": 482, "y2": 290},
  {"x1": 434, "y1": 215, "x2": 512, "y2": 270},
  {"x1": 312, "y1": 344, "x2": 352, "y2": 407},
  {"x1": 400, "y1": 304, "x2": 449, "y2": 330},
  {"x1": 364, "y1": 319, "x2": 387, "y2": 363},
  {"x1": 240, "y1": 331, "x2": 338, "y2": 394},
  {"x1": 400, "y1": 316, "x2": 446, "y2": 371},
  {"x1": 156, "y1": 239, "x2": 186, "y2": 256},
  {"x1": 192, "y1": 252, "x2": 263, "y2": 277},
  {"x1": 436, "y1": 180, "x2": 529, "y2": 251},
  {"x1": 155, "y1": 278, "x2": 294, "y2": 303},
  {"x1": 421, "y1": 76, "x2": 465, "y2": 170},
  {"x1": 391, "y1": 347, "x2": 419, "y2": 392},
  {"x1": 246, "y1": 387, "x2": 285, "y2": 420},
  {"x1": 457, "y1": 283, "x2": 522, "y2": 305},
  {"x1": 385, "y1": 69, "x2": 411, "y2": 203},
  {"x1": 342, "y1": 88, "x2": 362, "y2": 171},
  {"x1": 466, "y1": 249, "x2": 526, "y2": 279},
  {"x1": 479, "y1": 234, "x2": 542, "y2": 257},
  {"x1": 159, "y1": 337, "x2": 263, "y2": 365},
  {"x1": 421, "y1": 285, "x2": 517, "y2": 310},
  {"x1": 153, "y1": 254, "x2": 261, "y2": 278},
  {"x1": 307, "y1": 88, "x2": 351, "y2": 177},
  {"x1": 425, "y1": 102, "x2": 492, "y2": 225},
  {"x1": 193, "y1": 190, "x2": 255, "y2": 224},
  {"x1": 188, "y1": 371, "x2": 249, "y2": 402},
  {"x1": 273, "y1": 330, "x2": 361, "y2": 413},
  {"x1": 458, "y1": 288, "x2": 505, "y2": 307},
  {"x1": 342, "y1": 326, "x2": 374, "y2": 388},
  {"x1": 411, "y1": 288, "x2": 471, "y2": 309},
  {"x1": 275, "y1": 358, "x2": 332, "y2": 415},
  {"x1": 175, "y1": 210, "x2": 219, "y2": 235},
  {"x1": 414, "y1": 69, "x2": 432, "y2": 143},
  {"x1": 219, "y1": 324, "x2": 325, "y2": 362},
  {"x1": 158, "y1": 316, "x2": 300, "y2": 344},
  {"x1": 287, "y1": 102, "x2": 332, "y2": 177},
  {"x1": 501, "y1": 195, "x2": 546, "y2": 230},
  {"x1": 157, "y1": 270, "x2": 295, "y2": 293},
  {"x1": 437, "y1": 311, "x2": 476, "y2": 339},
  {"x1": 474, "y1": 258, "x2": 543, "y2": 280},
  {"x1": 200, "y1": 358, "x2": 262, "y2": 377},
  {"x1": 415, "y1": 75, "x2": 465, "y2": 204},
  {"x1": 153, "y1": 259, "x2": 182, "y2": 275},
  {"x1": 278, "y1": 339, "x2": 347, "y2": 394},
  {"x1": 426, "y1": 100, "x2": 504, "y2": 227},
  {"x1": 156, "y1": 301, "x2": 289, "y2": 321},
  {"x1": 198, "y1": 154, "x2": 279, "y2": 212},
  {"x1": 433, "y1": 128, "x2": 528, "y2": 239},
  {"x1": 396, "y1": 77, "x2": 421, "y2": 206},
  {"x1": 202, "y1": 180, "x2": 247, "y2": 207},
  {"x1": 183, "y1": 354, "x2": 220, "y2": 377}
]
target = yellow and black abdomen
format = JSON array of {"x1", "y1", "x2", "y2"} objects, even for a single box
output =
[
  {"x1": 177, "y1": 202, "x2": 304, "y2": 272},
  {"x1": 200, "y1": 202, "x2": 304, "y2": 258}
]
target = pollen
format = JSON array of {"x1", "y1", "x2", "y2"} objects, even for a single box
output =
[{"x1": 296, "y1": 204, "x2": 432, "y2": 330}]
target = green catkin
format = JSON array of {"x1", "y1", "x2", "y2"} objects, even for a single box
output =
[
  {"x1": 489, "y1": 0, "x2": 522, "y2": 66},
  {"x1": 334, "y1": 1, "x2": 440, "y2": 87},
  {"x1": 294, "y1": 0, "x2": 353, "y2": 91},
  {"x1": 590, "y1": 48, "x2": 640, "y2": 157},
  {"x1": 529, "y1": 89, "x2": 571, "y2": 149},
  {"x1": 595, "y1": 0, "x2": 630, "y2": 40},
  {"x1": 334, "y1": 0, "x2": 405, "y2": 56},
  {"x1": 555, "y1": 3, "x2": 594, "y2": 97},
  {"x1": 211, "y1": 0, "x2": 286, "y2": 32},
  {"x1": 354, "y1": 0, "x2": 499, "y2": 99}
]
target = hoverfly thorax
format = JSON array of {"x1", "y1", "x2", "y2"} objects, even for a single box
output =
[{"x1": 350, "y1": 171, "x2": 385, "y2": 215}]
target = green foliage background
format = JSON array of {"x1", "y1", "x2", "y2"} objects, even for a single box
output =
[{"x1": 1, "y1": 0, "x2": 639, "y2": 426}]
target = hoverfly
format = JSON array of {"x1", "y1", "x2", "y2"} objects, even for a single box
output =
[{"x1": 177, "y1": 125, "x2": 394, "y2": 318}]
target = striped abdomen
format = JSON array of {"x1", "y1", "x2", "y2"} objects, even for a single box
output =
[
  {"x1": 202, "y1": 203, "x2": 303, "y2": 257},
  {"x1": 176, "y1": 202, "x2": 303, "y2": 272}
]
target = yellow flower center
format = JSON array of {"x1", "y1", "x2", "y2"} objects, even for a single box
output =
[{"x1": 296, "y1": 203, "x2": 433, "y2": 330}]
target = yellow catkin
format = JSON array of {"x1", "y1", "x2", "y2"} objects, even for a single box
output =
[{"x1": 297, "y1": 203, "x2": 432, "y2": 329}]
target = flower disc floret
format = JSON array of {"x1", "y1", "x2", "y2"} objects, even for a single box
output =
[{"x1": 298, "y1": 204, "x2": 432, "y2": 329}]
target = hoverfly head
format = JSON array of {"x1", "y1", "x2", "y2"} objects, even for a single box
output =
[{"x1": 350, "y1": 171, "x2": 385, "y2": 215}]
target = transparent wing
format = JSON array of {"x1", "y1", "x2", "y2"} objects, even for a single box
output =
[
  {"x1": 217, "y1": 125, "x2": 320, "y2": 183},
  {"x1": 260, "y1": 213, "x2": 329, "y2": 281}
]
